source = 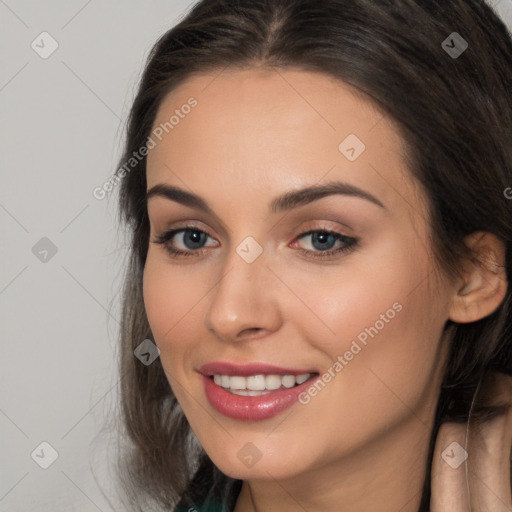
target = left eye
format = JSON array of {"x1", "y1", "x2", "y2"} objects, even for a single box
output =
[
  {"x1": 296, "y1": 230, "x2": 343, "y2": 251},
  {"x1": 292, "y1": 229, "x2": 358, "y2": 258}
]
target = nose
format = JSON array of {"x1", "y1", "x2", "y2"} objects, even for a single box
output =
[{"x1": 203, "y1": 241, "x2": 282, "y2": 343}]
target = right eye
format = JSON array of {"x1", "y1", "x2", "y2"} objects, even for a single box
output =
[{"x1": 152, "y1": 226, "x2": 218, "y2": 258}]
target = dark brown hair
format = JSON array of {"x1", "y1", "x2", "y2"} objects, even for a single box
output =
[{"x1": 114, "y1": 1, "x2": 512, "y2": 510}]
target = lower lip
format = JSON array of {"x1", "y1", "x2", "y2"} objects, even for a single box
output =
[{"x1": 202, "y1": 374, "x2": 318, "y2": 421}]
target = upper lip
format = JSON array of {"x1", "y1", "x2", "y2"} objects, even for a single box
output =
[{"x1": 198, "y1": 362, "x2": 319, "y2": 377}]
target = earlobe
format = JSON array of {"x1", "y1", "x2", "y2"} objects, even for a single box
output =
[{"x1": 448, "y1": 232, "x2": 508, "y2": 324}]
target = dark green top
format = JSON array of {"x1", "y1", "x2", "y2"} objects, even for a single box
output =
[
  {"x1": 175, "y1": 499, "x2": 230, "y2": 512},
  {"x1": 172, "y1": 460, "x2": 242, "y2": 512}
]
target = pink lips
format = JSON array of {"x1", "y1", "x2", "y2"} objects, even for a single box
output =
[{"x1": 198, "y1": 362, "x2": 319, "y2": 421}]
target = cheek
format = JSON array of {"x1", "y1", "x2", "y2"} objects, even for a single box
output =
[
  {"x1": 142, "y1": 252, "x2": 224, "y2": 411},
  {"x1": 142, "y1": 255, "x2": 202, "y2": 366},
  {"x1": 290, "y1": 230, "x2": 444, "y2": 370},
  {"x1": 142, "y1": 256, "x2": 209, "y2": 416},
  {"x1": 143, "y1": 257, "x2": 178, "y2": 339},
  {"x1": 281, "y1": 229, "x2": 440, "y2": 358},
  {"x1": 285, "y1": 239, "x2": 447, "y2": 446}
]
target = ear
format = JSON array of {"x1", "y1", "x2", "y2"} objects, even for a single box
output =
[{"x1": 449, "y1": 232, "x2": 508, "y2": 324}]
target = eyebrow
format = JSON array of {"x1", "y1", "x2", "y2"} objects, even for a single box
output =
[{"x1": 146, "y1": 180, "x2": 386, "y2": 214}]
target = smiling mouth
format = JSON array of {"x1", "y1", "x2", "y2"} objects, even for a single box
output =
[
  {"x1": 210, "y1": 373, "x2": 315, "y2": 396},
  {"x1": 202, "y1": 366, "x2": 321, "y2": 420}
]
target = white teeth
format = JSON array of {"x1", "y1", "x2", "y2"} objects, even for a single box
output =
[
  {"x1": 295, "y1": 374, "x2": 309, "y2": 385},
  {"x1": 229, "y1": 389, "x2": 271, "y2": 396},
  {"x1": 281, "y1": 375, "x2": 296, "y2": 388},
  {"x1": 265, "y1": 375, "x2": 282, "y2": 390},
  {"x1": 247, "y1": 375, "x2": 266, "y2": 391},
  {"x1": 212, "y1": 373, "x2": 312, "y2": 392},
  {"x1": 229, "y1": 376, "x2": 247, "y2": 390}
]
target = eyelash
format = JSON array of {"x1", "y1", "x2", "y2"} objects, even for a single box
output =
[{"x1": 152, "y1": 224, "x2": 358, "y2": 261}]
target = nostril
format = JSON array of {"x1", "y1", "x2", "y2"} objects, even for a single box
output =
[{"x1": 238, "y1": 327, "x2": 263, "y2": 338}]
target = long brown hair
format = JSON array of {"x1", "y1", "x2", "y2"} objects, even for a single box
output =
[{"x1": 114, "y1": 1, "x2": 512, "y2": 510}]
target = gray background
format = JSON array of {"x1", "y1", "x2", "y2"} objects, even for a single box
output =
[{"x1": 1, "y1": 1, "x2": 511, "y2": 510}]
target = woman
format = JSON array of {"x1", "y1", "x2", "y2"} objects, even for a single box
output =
[{"x1": 114, "y1": 0, "x2": 512, "y2": 510}]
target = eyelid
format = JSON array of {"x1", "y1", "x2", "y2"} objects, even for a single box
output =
[
  {"x1": 295, "y1": 219, "x2": 354, "y2": 236},
  {"x1": 154, "y1": 219, "x2": 353, "y2": 244},
  {"x1": 147, "y1": 205, "x2": 231, "y2": 240},
  {"x1": 154, "y1": 223, "x2": 218, "y2": 248},
  {"x1": 290, "y1": 225, "x2": 358, "y2": 258},
  {"x1": 152, "y1": 221, "x2": 358, "y2": 261}
]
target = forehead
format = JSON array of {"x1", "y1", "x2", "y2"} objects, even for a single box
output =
[
  {"x1": 146, "y1": 67, "x2": 426, "y2": 222},
  {"x1": 150, "y1": 67, "x2": 392, "y2": 154}
]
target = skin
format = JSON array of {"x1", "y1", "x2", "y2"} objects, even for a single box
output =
[{"x1": 143, "y1": 67, "x2": 509, "y2": 511}]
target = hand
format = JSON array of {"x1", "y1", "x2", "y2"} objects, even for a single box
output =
[{"x1": 431, "y1": 372, "x2": 512, "y2": 511}]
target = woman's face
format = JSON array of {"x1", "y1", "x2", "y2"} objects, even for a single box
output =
[{"x1": 144, "y1": 68, "x2": 454, "y2": 483}]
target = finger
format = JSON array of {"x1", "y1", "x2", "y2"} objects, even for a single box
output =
[
  {"x1": 467, "y1": 373, "x2": 512, "y2": 512},
  {"x1": 467, "y1": 414, "x2": 511, "y2": 511},
  {"x1": 430, "y1": 421, "x2": 470, "y2": 512}
]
